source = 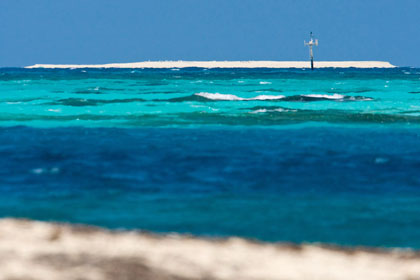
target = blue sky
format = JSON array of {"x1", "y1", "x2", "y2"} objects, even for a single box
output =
[{"x1": 0, "y1": 0, "x2": 419, "y2": 67}]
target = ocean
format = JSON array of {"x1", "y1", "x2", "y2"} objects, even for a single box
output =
[{"x1": 1, "y1": 67, "x2": 420, "y2": 248}]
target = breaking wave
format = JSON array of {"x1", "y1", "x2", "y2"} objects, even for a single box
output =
[
  {"x1": 195, "y1": 92, "x2": 285, "y2": 101},
  {"x1": 175, "y1": 92, "x2": 374, "y2": 102},
  {"x1": 249, "y1": 108, "x2": 298, "y2": 114},
  {"x1": 302, "y1": 94, "x2": 345, "y2": 100}
]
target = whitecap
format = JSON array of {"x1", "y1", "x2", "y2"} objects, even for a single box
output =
[
  {"x1": 252, "y1": 95, "x2": 285, "y2": 100},
  {"x1": 259, "y1": 81, "x2": 272, "y2": 85},
  {"x1": 195, "y1": 92, "x2": 285, "y2": 101},
  {"x1": 301, "y1": 94, "x2": 345, "y2": 100},
  {"x1": 249, "y1": 108, "x2": 297, "y2": 114},
  {"x1": 195, "y1": 92, "x2": 243, "y2": 100},
  {"x1": 347, "y1": 96, "x2": 373, "y2": 101},
  {"x1": 250, "y1": 109, "x2": 269, "y2": 114},
  {"x1": 48, "y1": 109, "x2": 61, "y2": 113}
]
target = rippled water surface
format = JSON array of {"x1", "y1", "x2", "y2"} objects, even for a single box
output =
[
  {"x1": 1, "y1": 67, "x2": 420, "y2": 248},
  {"x1": 1, "y1": 67, "x2": 420, "y2": 127}
]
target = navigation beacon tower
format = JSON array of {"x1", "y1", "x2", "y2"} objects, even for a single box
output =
[{"x1": 304, "y1": 32, "x2": 318, "y2": 70}]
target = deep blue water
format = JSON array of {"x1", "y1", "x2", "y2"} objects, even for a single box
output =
[
  {"x1": 2, "y1": 126, "x2": 420, "y2": 248},
  {"x1": 1, "y1": 67, "x2": 420, "y2": 248}
]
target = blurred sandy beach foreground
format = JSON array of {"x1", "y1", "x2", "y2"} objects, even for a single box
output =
[{"x1": 1, "y1": 219, "x2": 420, "y2": 280}]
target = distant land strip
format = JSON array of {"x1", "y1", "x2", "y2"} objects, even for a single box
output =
[{"x1": 25, "y1": 61, "x2": 396, "y2": 69}]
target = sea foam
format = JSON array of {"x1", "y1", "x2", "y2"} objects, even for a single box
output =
[
  {"x1": 302, "y1": 94, "x2": 345, "y2": 100},
  {"x1": 195, "y1": 92, "x2": 285, "y2": 101},
  {"x1": 193, "y1": 92, "x2": 370, "y2": 102},
  {"x1": 249, "y1": 108, "x2": 297, "y2": 114}
]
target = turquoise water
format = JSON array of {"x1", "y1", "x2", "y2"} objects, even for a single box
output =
[
  {"x1": 2, "y1": 68, "x2": 420, "y2": 127},
  {"x1": 1, "y1": 67, "x2": 420, "y2": 248}
]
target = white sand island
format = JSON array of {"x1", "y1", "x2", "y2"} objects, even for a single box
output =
[{"x1": 26, "y1": 61, "x2": 396, "y2": 69}]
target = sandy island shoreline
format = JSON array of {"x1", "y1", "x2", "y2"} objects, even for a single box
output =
[
  {"x1": 0, "y1": 218, "x2": 419, "y2": 280},
  {"x1": 25, "y1": 60, "x2": 396, "y2": 69}
]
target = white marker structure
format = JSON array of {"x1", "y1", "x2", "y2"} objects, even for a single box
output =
[{"x1": 304, "y1": 32, "x2": 318, "y2": 70}]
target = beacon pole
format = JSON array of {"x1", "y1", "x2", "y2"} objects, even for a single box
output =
[{"x1": 304, "y1": 32, "x2": 318, "y2": 70}]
